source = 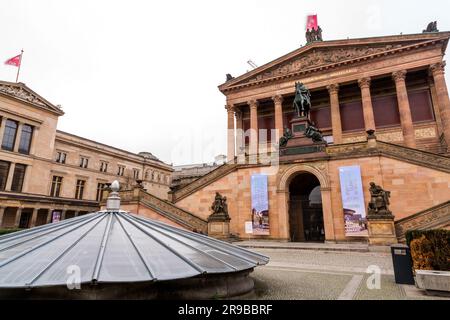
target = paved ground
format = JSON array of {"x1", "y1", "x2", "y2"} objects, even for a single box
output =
[{"x1": 245, "y1": 248, "x2": 449, "y2": 300}]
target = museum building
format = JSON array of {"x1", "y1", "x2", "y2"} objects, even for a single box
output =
[
  {"x1": 161, "y1": 26, "x2": 450, "y2": 243},
  {"x1": 0, "y1": 81, "x2": 173, "y2": 229},
  {"x1": 1, "y1": 25, "x2": 449, "y2": 244}
]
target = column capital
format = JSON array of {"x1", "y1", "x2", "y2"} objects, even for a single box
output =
[
  {"x1": 430, "y1": 61, "x2": 446, "y2": 76},
  {"x1": 225, "y1": 104, "x2": 235, "y2": 113},
  {"x1": 327, "y1": 84, "x2": 339, "y2": 94},
  {"x1": 249, "y1": 100, "x2": 259, "y2": 109},
  {"x1": 272, "y1": 95, "x2": 284, "y2": 105},
  {"x1": 358, "y1": 77, "x2": 371, "y2": 89},
  {"x1": 392, "y1": 70, "x2": 407, "y2": 82}
]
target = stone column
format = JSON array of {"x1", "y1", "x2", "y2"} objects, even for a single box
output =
[
  {"x1": 60, "y1": 209, "x2": 66, "y2": 221},
  {"x1": 249, "y1": 100, "x2": 259, "y2": 155},
  {"x1": 358, "y1": 77, "x2": 376, "y2": 131},
  {"x1": 0, "y1": 117, "x2": 6, "y2": 144},
  {"x1": 5, "y1": 163, "x2": 16, "y2": 191},
  {"x1": 13, "y1": 122, "x2": 23, "y2": 152},
  {"x1": 30, "y1": 208, "x2": 38, "y2": 227},
  {"x1": 14, "y1": 207, "x2": 22, "y2": 228},
  {"x1": 46, "y1": 209, "x2": 53, "y2": 224},
  {"x1": 226, "y1": 105, "x2": 236, "y2": 162},
  {"x1": 327, "y1": 84, "x2": 342, "y2": 144},
  {"x1": 235, "y1": 109, "x2": 244, "y2": 158},
  {"x1": 392, "y1": 70, "x2": 416, "y2": 148},
  {"x1": 272, "y1": 95, "x2": 284, "y2": 141},
  {"x1": 74, "y1": 211, "x2": 79, "y2": 217},
  {"x1": 0, "y1": 206, "x2": 5, "y2": 227},
  {"x1": 29, "y1": 126, "x2": 39, "y2": 155},
  {"x1": 430, "y1": 62, "x2": 450, "y2": 150}
]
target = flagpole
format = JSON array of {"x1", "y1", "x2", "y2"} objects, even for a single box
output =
[{"x1": 15, "y1": 49, "x2": 24, "y2": 83}]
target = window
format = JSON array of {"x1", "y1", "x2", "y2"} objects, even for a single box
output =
[
  {"x1": 80, "y1": 157, "x2": 89, "y2": 169},
  {"x1": 50, "y1": 176, "x2": 63, "y2": 197},
  {"x1": 18, "y1": 125, "x2": 33, "y2": 154},
  {"x1": 75, "y1": 180, "x2": 85, "y2": 200},
  {"x1": 11, "y1": 164, "x2": 26, "y2": 192},
  {"x1": 117, "y1": 166, "x2": 125, "y2": 176},
  {"x1": 0, "y1": 161, "x2": 10, "y2": 191},
  {"x1": 96, "y1": 183, "x2": 106, "y2": 202},
  {"x1": 100, "y1": 161, "x2": 108, "y2": 173},
  {"x1": 1, "y1": 120, "x2": 18, "y2": 151},
  {"x1": 133, "y1": 169, "x2": 140, "y2": 179},
  {"x1": 55, "y1": 151, "x2": 67, "y2": 164}
]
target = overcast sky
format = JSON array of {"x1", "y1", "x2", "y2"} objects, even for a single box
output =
[{"x1": 1, "y1": 0, "x2": 449, "y2": 165}]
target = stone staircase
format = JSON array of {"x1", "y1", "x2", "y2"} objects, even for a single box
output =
[
  {"x1": 170, "y1": 162, "x2": 240, "y2": 202},
  {"x1": 395, "y1": 200, "x2": 450, "y2": 242},
  {"x1": 120, "y1": 188, "x2": 208, "y2": 233}
]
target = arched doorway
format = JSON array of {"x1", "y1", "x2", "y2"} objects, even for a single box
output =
[{"x1": 289, "y1": 173, "x2": 325, "y2": 242}]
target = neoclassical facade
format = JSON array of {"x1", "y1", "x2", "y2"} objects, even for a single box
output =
[
  {"x1": 163, "y1": 29, "x2": 450, "y2": 243},
  {"x1": 222, "y1": 33, "x2": 450, "y2": 158},
  {"x1": 0, "y1": 81, "x2": 172, "y2": 229}
]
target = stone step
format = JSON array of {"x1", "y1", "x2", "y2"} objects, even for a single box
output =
[{"x1": 235, "y1": 241, "x2": 370, "y2": 253}]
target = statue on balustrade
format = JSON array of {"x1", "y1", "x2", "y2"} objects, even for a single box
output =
[
  {"x1": 368, "y1": 182, "x2": 393, "y2": 217},
  {"x1": 293, "y1": 82, "x2": 311, "y2": 118},
  {"x1": 279, "y1": 127, "x2": 294, "y2": 147},
  {"x1": 210, "y1": 192, "x2": 230, "y2": 219}
]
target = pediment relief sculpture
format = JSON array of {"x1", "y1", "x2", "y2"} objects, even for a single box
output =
[
  {"x1": 0, "y1": 84, "x2": 47, "y2": 107},
  {"x1": 244, "y1": 44, "x2": 405, "y2": 84}
]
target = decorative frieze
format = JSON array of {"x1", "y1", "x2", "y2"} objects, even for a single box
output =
[
  {"x1": 415, "y1": 127, "x2": 437, "y2": 139},
  {"x1": 0, "y1": 84, "x2": 47, "y2": 107},
  {"x1": 248, "y1": 45, "x2": 403, "y2": 83},
  {"x1": 377, "y1": 131, "x2": 404, "y2": 143}
]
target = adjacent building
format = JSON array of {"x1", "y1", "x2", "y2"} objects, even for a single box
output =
[{"x1": 0, "y1": 81, "x2": 172, "y2": 229}]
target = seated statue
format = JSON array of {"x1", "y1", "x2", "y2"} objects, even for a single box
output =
[
  {"x1": 210, "y1": 192, "x2": 230, "y2": 219},
  {"x1": 368, "y1": 182, "x2": 393, "y2": 216}
]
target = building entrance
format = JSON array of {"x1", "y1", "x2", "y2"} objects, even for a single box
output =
[{"x1": 289, "y1": 173, "x2": 325, "y2": 242}]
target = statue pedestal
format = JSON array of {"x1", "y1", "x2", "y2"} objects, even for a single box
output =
[
  {"x1": 279, "y1": 116, "x2": 327, "y2": 161},
  {"x1": 367, "y1": 215, "x2": 398, "y2": 246},
  {"x1": 207, "y1": 213, "x2": 231, "y2": 240}
]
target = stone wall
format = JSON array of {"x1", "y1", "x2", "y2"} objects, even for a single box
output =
[{"x1": 174, "y1": 155, "x2": 450, "y2": 242}]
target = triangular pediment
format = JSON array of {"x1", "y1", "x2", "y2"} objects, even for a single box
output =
[
  {"x1": 220, "y1": 32, "x2": 450, "y2": 92},
  {"x1": 0, "y1": 81, "x2": 64, "y2": 115}
]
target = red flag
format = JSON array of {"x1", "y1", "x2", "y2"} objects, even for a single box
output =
[
  {"x1": 306, "y1": 15, "x2": 318, "y2": 31},
  {"x1": 4, "y1": 54, "x2": 22, "y2": 67}
]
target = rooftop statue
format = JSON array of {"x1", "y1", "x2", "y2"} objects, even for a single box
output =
[
  {"x1": 423, "y1": 21, "x2": 439, "y2": 33},
  {"x1": 293, "y1": 82, "x2": 312, "y2": 118},
  {"x1": 306, "y1": 25, "x2": 323, "y2": 44}
]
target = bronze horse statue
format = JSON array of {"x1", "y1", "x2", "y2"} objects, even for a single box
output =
[{"x1": 293, "y1": 82, "x2": 311, "y2": 118}]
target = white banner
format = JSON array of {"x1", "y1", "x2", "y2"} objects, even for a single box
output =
[{"x1": 339, "y1": 166, "x2": 368, "y2": 237}]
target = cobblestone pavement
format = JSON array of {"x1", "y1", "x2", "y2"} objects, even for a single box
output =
[{"x1": 247, "y1": 248, "x2": 449, "y2": 300}]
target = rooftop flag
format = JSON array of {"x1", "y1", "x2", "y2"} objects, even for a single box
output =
[
  {"x1": 4, "y1": 53, "x2": 22, "y2": 67},
  {"x1": 4, "y1": 50, "x2": 24, "y2": 82},
  {"x1": 306, "y1": 14, "x2": 318, "y2": 31}
]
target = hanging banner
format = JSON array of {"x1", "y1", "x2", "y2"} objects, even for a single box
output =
[
  {"x1": 251, "y1": 174, "x2": 270, "y2": 236},
  {"x1": 52, "y1": 210, "x2": 62, "y2": 223},
  {"x1": 339, "y1": 166, "x2": 368, "y2": 237}
]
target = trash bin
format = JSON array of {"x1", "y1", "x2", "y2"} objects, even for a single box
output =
[{"x1": 391, "y1": 244, "x2": 415, "y2": 285}]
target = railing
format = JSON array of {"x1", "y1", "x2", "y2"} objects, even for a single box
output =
[
  {"x1": 171, "y1": 163, "x2": 240, "y2": 203},
  {"x1": 395, "y1": 200, "x2": 450, "y2": 242},
  {"x1": 120, "y1": 189, "x2": 207, "y2": 232}
]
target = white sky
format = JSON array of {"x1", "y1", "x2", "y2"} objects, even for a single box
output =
[{"x1": 1, "y1": 0, "x2": 449, "y2": 165}]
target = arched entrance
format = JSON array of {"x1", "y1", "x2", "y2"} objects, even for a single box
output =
[{"x1": 288, "y1": 173, "x2": 325, "y2": 242}]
